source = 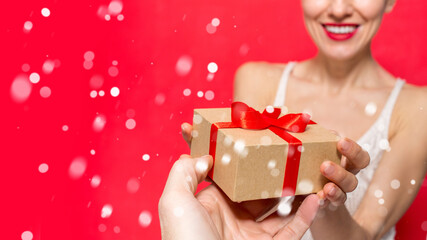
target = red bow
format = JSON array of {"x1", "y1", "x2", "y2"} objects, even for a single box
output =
[{"x1": 231, "y1": 102, "x2": 312, "y2": 133}]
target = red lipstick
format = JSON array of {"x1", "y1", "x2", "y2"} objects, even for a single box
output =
[{"x1": 322, "y1": 23, "x2": 360, "y2": 41}]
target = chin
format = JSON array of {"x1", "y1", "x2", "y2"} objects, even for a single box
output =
[{"x1": 319, "y1": 45, "x2": 363, "y2": 61}]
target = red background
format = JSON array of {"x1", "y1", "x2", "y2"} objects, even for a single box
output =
[{"x1": 2, "y1": 0, "x2": 426, "y2": 239}]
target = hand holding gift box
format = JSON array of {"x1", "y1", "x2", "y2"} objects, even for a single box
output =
[{"x1": 190, "y1": 102, "x2": 341, "y2": 202}]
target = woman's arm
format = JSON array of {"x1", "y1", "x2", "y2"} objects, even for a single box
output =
[{"x1": 310, "y1": 87, "x2": 427, "y2": 240}]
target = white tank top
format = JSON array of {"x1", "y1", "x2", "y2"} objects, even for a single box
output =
[{"x1": 273, "y1": 62, "x2": 405, "y2": 240}]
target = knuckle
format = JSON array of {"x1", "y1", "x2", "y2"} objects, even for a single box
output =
[{"x1": 282, "y1": 226, "x2": 298, "y2": 238}]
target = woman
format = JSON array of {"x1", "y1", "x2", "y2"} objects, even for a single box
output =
[{"x1": 160, "y1": 0, "x2": 427, "y2": 239}]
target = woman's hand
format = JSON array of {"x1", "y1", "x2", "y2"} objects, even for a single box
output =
[
  {"x1": 159, "y1": 155, "x2": 321, "y2": 240},
  {"x1": 318, "y1": 138, "x2": 370, "y2": 207},
  {"x1": 181, "y1": 122, "x2": 193, "y2": 147}
]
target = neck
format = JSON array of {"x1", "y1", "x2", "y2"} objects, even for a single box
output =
[{"x1": 307, "y1": 46, "x2": 380, "y2": 91}]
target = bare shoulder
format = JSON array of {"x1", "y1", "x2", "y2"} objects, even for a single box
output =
[
  {"x1": 233, "y1": 61, "x2": 287, "y2": 110},
  {"x1": 393, "y1": 83, "x2": 427, "y2": 134}
]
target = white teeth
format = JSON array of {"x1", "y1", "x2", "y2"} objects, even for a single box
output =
[{"x1": 325, "y1": 25, "x2": 356, "y2": 34}]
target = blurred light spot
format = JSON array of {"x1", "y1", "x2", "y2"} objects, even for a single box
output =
[
  {"x1": 297, "y1": 145, "x2": 305, "y2": 152},
  {"x1": 206, "y1": 23, "x2": 216, "y2": 34},
  {"x1": 207, "y1": 62, "x2": 218, "y2": 73},
  {"x1": 234, "y1": 140, "x2": 245, "y2": 153},
  {"x1": 113, "y1": 226, "x2": 120, "y2": 233},
  {"x1": 374, "y1": 189, "x2": 383, "y2": 198},
  {"x1": 89, "y1": 75, "x2": 104, "y2": 89},
  {"x1": 297, "y1": 179, "x2": 314, "y2": 193},
  {"x1": 193, "y1": 114, "x2": 202, "y2": 124},
  {"x1": 173, "y1": 207, "x2": 184, "y2": 217},
  {"x1": 69, "y1": 157, "x2": 87, "y2": 179},
  {"x1": 108, "y1": 0, "x2": 123, "y2": 15},
  {"x1": 108, "y1": 66, "x2": 119, "y2": 77},
  {"x1": 365, "y1": 102, "x2": 377, "y2": 116},
  {"x1": 42, "y1": 60, "x2": 55, "y2": 74},
  {"x1": 191, "y1": 130, "x2": 198, "y2": 138},
  {"x1": 411, "y1": 179, "x2": 416, "y2": 185},
  {"x1": 142, "y1": 154, "x2": 150, "y2": 161},
  {"x1": 23, "y1": 21, "x2": 33, "y2": 33},
  {"x1": 29, "y1": 72, "x2": 40, "y2": 84},
  {"x1": 98, "y1": 90, "x2": 105, "y2": 97},
  {"x1": 239, "y1": 43, "x2": 250, "y2": 56},
  {"x1": 84, "y1": 51, "x2": 95, "y2": 61},
  {"x1": 379, "y1": 139, "x2": 390, "y2": 150},
  {"x1": 267, "y1": 160, "x2": 276, "y2": 169},
  {"x1": 101, "y1": 204, "x2": 113, "y2": 218},
  {"x1": 126, "y1": 109, "x2": 136, "y2": 118},
  {"x1": 125, "y1": 118, "x2": 136, "y2": 130},
  {"x1": 195, "y1": 160, "x2": 208, "y2": 173},
  {"x1": 90, "y1": 149, "x2": 96, "y2": 155},
  {"x1": 11, "y1": 75, "x2": 32, "y2": 103},
  {"x1": 197, "y1": 91, "x2": 203, "y2": 98},
  {"x1": 221, "y1": 154, "x2": 231, "y2": 165},
  {"x1": 270, "y1": 169, "x2": 280, "y2": 177},
  {"x1": 175, "y1": 55, "x2": 193, "y2": 76},
  {"x1": 22, "y1": 63, "x2": 30, "y2": 72},
  {"x1": 38, "y1": 163, "x2": 49, "y2": 173},
  {"x1": 91, "y1": 175, "x2": 101, "y2": 188},
  {"x1": 117, "y1": 14, "x2": 124, "y2": 21},
  {"x1": 139, "y1": 211, "x2": 152, "y2": 227},
  {"x1": 278, "y1": 199, "x2": 292, "y2": 216},
  {"x1": 112, "y1": 60, "x2": 118, "y2": 65},
  {"x1": 21, "y1": 231, "x2": 33, "y2": 240},
  {"x1": 54, "y1": 59, "x2": 61, "y2": 68},
  {"x1": 155, "y1": 93, "x2": 166, "y2": 105},
  {"x1": 41, "y1": 8, "x2": 50, "y2": 17},
  {"x1": 211, "y1": 18, "x2": 220, "y2": 27},
  {"x1": 390, "y1": 179, "x2": 400, "y2": 189},
  {"x1": 261, "y1": 191, "x2": 269, "y2": 198},
  {"x1": 62, "y1": 125, "x2": 69, "y2": 131},
  {"x1": 105, "y1": 14, "x2": 111, "y2": 21},
  {"x1": 183, "y1": 88, "x2": 191, "y2": 96},
  {"x1": 127, "y1": 177, "x2": 140, "y2": 193},
  {"x1": 378, "y1": 206, "x2": 388, "y2": 217},
  {"x1": 421, "y1": 221, "x2": 427, "y2": 231},
  {"x1": 265, "y1": 105, "x2": 274, "y2": 113},
  {"x1": 90, "y1": 90, "x2": 97, "y2": 98},
  {"x1": 378, "y1": 198, "x2": 385, "y2": 205},
  {"x1": 97, "y1": 5, "x2": 108, "y2": 20},
  {"x1": 40, "y1": 86, "x2": 51, "y2": 98},
  {"x1": 83, "y1": 61, "x2": 93, "y2": 70},
  {"x1": 224, "y1": 136, "x2": 233, "y2": 146},
  {"x1": 207, "y1": 72, "x2": 215, "y2": 81},
  {"x1": 205, "y1": 90, "x2": 214, "y2": 101},
  {"x1": 110, "y1": 87, "x2": 120, "y2": 97},
  {"x1": 93, "y1": 115, "x2": 107, "y2": 132},
  {"x1": 98, "y1": 224, "x2": 107, "y2": 232}
]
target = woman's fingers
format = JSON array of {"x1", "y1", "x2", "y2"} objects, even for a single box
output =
[
  {"x1": 321, "y1": 161, "x2": 358, "y2": 193},
  {"x1": 323, "y1": 182, "x2": 347, "y2": 206},
  {"x1": 273, "y1": 194, "x2": 319, "y2": 240},
  {"x1": 181, "y1": 122, "x2": 193, "y2": 147},
  {"x1": 337, "y1": 138, "x2": 370, "y2": 174}
]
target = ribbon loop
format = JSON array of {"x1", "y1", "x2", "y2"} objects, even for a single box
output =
[{"x1": 231, "y1": 102, "x2": 311, "y2": 133}]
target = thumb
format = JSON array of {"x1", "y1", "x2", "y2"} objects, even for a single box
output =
[
  {"x1": 274, "y1": 194, "x2": 319, "y2": 240},
  {"x1": 163, "y1": 155, "x2": 213, "y2": 196}
]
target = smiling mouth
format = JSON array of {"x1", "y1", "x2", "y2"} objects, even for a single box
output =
[{"x1": 322, "y1": 23, "x2": 360, "y2": 40}]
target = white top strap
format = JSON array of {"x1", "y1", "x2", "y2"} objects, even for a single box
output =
[
  {"x1": 273, "y1": 62, "x2": 296, "y2": 107},
  {"x1": 380, "y1": 78, "x2": 405, "y2": 118}
]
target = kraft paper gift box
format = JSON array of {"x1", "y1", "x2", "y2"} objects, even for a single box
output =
[{"x1": 190, "y1": 102, "x2": 341, "y2": 202}]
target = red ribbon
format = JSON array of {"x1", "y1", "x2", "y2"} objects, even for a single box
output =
[{"x1": 208, "y1": 102, "x2": 315, "y2": 196}]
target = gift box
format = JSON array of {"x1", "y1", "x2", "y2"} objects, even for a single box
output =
[{"x1": 190, "y1": 102, "x2": 341, "y2": 202}]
